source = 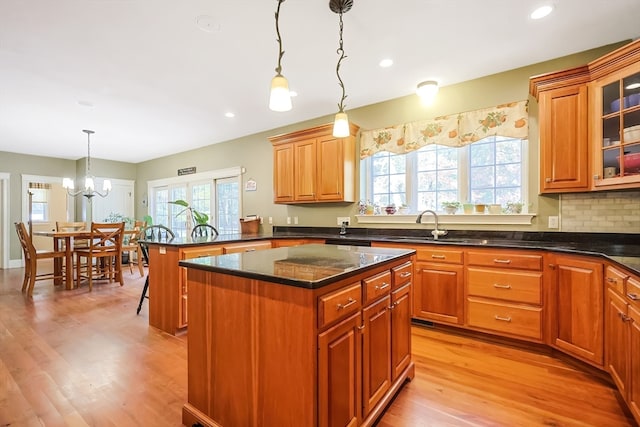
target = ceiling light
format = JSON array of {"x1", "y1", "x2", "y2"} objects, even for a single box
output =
[
  {"x1": 416, "y1": 80, "x2": 439, "y2": 105},
  {"x1": 530, "y1": 5, "x2": 553, "y2": 20},
  {"x1": 330, "y1": 0, "x2": 353, "y2": 138},
  {"x1": 63, "y1": 130, "x2": 111, "y2": 199},
  {"x1": 225, "y1": 112, "x2": 235, "y2": 118},
  {"x1": 269, "y1": 0, "x2": 292, "y2": 112},
  {"x1": 379, "y1": 58, "x2": 393, "y2": 68}
]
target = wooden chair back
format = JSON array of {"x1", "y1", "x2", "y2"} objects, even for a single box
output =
[
  {"x1": 191, "y1": 224, "x2": 219, "y2": 238},
  {"x1": 15, "y1": 221, "x2": 35, "y2": 262},
  {"x1": 88, "y1": 222, "x2": 125, "y2": 254},
  {"x1": 56, "y1": 221, "x2": 87, "y2": 232}
]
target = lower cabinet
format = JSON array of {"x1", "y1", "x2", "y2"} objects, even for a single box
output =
[
  {"x1": 318, "y1": 260, "x2": 414, "y2": 427},
  {"x1": 413, "y1": 247, "x2": 464, "y2": 325},
  {"x1": 549, "y1": 254, "x2": 604, "y2": 367}
]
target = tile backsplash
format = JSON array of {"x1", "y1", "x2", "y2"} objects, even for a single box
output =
[{"x1": 560, "y1": 191, "x2": 640, "y2": 233}]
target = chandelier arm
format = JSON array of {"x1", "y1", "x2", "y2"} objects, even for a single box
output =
[
  {"x1": 274, "y1": 0, "x2": 286, "y2": 75},
  {"x1": 335, "y1": 9, "x2": 348, "y2": 113}
]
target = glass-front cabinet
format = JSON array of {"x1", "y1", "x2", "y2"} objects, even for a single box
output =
[{"x1": 593, "y1": 64, "x2": 640, "y2": 188}]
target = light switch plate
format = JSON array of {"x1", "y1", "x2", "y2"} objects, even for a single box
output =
[{"x1": 548, "y1": 216, "x2": 559, "y2": 229}]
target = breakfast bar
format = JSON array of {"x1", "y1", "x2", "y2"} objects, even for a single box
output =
[{"x1": 179, "y1": 244, "x2": 415, "y2": 427}]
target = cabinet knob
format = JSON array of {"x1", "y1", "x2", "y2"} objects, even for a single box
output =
[
  {"x1": 545, "y1": 177, "x2": 552, "y2": 183},
  {"x1": 548, "y1": 264, "x2": 556, "y2": 269}
]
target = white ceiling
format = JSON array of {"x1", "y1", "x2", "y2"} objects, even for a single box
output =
[{"x1": 1, "y1": 0, "x2": 639, "y2": 163}]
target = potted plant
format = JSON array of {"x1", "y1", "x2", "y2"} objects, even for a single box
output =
[
  {"x1": 169, "y1": 199, "x2": 209, "y2": 226},
  {"x1": 505, "y1": 201, "x2": 524, "y2": 214},
  {"x1": 441, "y1": 201, "x2": 461, "y2": 214},
  {"x1": 397, "y1": 204, "x2": 410, "y2": 214}
]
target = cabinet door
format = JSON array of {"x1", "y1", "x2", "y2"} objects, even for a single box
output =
[
  {"x1": 552, "y1": 255, "x2": 604, "y2": 366},
  {"x1": 539, "y1": 84, "x2": 590, "y2": 192},
  {"x1": 316, "y1": 136, "x2": 345, "y2": 201},
  {"x1": 294, "y1": 139, "x2": 317, "y2": 201},
  {"x1": 273, "y1": 143, "x2": 294, "y2": 203},
  {"x1": 605, "y1": 288, "x2": 629, "y2": 394},
  {"x1": 413, "y1": 262, "x2": 464, "y2": 324},
  {"x1": 318, "y1": 312, "x2": 361, "y2": 427},
  {"x1": 223, "y1": 241, "x2": 272, "y2": 254},
  {"x1": 391, "y1": 283, "x2": 411, "y2": 381},
  {"x1": 362, "y1": 296, "x2": 391, "y2": 417},
  {"x1": 629, "y1": 303, "x2": 640, "y2": 421}
]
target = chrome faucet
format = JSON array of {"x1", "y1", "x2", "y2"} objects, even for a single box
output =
[
  {"x1": 415, "y1": 209, "x2": 448, "y2": 240},
  {"x1": 339, "y1": 221, "x2": 348, "y2": 235}
]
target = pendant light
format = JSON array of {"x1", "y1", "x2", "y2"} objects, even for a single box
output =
[
  {"x1": 269, "y1": 0, "x2": 292, "y2": 112},
  {"x1": 330, "y1": 0, "x2": 353, "y2": 138}
]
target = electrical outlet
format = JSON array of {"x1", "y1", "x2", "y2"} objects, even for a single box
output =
[
  {"x1": 337, "y1": 217, "x2": 350, "y2": 226},
  {"x1": 268, "y1": 216, "x2": 273, "y2": 224},
  {"x1": 286, "y1": 216, "x2": 291, "y2": 225},
  {"x1": 294, "y1": 216, "x2": 298, "y2": 225},
  {"x1": 548, "y1": 216, "x2": 559, "y2": 229}
]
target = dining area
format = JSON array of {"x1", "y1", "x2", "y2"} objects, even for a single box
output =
[{"x1": 15, "y1": 220, "x2": 145, "y2": 296}]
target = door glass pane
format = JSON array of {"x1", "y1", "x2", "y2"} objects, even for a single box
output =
[
  {"x1": 154, "y1": 188, "x2": 169, "y2": 228},
  {"x1": 217, "y1": 178, "x2": 239, "y2": 234},
  {"x1": 171, "y1": 186, "x2": 188, "y2": 238}
]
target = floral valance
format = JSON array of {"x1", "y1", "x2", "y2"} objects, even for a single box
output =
[{"x1": 360, "y1": 100, "x2": 528, "y2": 158}]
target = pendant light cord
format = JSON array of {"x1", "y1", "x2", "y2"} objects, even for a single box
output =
[
  {"x1": 274, "y1": 0, "x2": 285, "y2": 75},
  {"x1": 335, "y1": 9, "x2": 347, "y2": 113}
]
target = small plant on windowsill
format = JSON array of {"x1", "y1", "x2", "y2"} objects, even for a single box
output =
[
  {"x1": 441, "y1": 201, "x2": 461, "y2": 214},
  {"x1": 505, "y1": 201, "x2": 524, "y2": 214},
  {"x1": 169, "y1": 200, "x2": 209, "y2": 225}
]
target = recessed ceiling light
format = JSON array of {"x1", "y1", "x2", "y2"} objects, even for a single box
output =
[
  {"x1": 530, "y1": 5, "x2": 553, "y2": 20},
  {"x1": 225, "y1": 112, "x2": 235, "y2": 118},
  {"x1": 196, "y1": 15, "x2": 221, "y2": 32},
  {"x1": 289, "y1": 90, "x2": 298, "y2": 97},
  {"x1": 379, "y1": 58, "x2": 393, "y2": 68}
]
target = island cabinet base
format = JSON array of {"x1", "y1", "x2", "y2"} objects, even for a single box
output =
[{"x1": 182, "y1": 256, "x2": 414, "y2": 427}]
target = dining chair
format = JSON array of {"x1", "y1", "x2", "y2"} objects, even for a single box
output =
[
  {"x1": 74, "y1": 222, "x2": 125, "y2": 291},
  {"x1": 137, "y1": 225, "x2": 175, "y2": 315},
  {"x1": 15, "y1": 222, "x2": 67, "y2": 297},
  {"x1": 191, "y1": 224, "x2": 218, "y2": 239},
  {"x1": 56, "y1": 221, "x2": 89, "y2": 248},
  {"x1": 121, "y1": 220, "x2": 146, "y2": 276}
]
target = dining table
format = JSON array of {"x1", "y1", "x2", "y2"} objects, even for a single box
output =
[{"x1": 32, "y1": 230, "x2": 93, "y2": 289}]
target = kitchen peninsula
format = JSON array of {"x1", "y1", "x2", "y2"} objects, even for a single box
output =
[{"x1": 178, "y1": 244, "x2": 415, "y2": 427}]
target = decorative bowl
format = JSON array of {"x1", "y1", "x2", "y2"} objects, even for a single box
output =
[{"x1": 618, "y1": 152, "x2": 640, "y2": 173}]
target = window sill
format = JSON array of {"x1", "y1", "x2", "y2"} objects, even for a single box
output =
[{"x1": 355, "y1": 213, "x2": 536, "y2": 225}]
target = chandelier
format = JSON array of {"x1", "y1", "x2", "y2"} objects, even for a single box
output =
[{"x1": 63, "y1": 129, "x2": 111, "y2": 199}]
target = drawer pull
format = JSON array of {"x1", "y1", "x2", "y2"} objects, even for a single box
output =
[
  {"x1": 337, "y1": 298, "x2": 357, "y2": 310},
  {"x1": 494, "y1": 315, "x2": 512, "y2": 322},
  {"x1": 431, "y1": 254, "x2": 446, "y2": 259},
  {"x1": 375, "y1": 282, "x2": 390, "y2": 290},
  {"x1": 619, "y1": 313, "x2": 632, "y2": 322},
  {"x1": 493, "y1": 283, "x2": 512, "y2": 289},
  {"x1": 357, "y1": 324, "x2": 365, "y2": 331},
  {"x1": 493, "y1": 259, "x2": 511, "y2": 264},
  {"x1": 628, "y1": 293, "x2": 639, "y2": 301},
  {"x1": 245, "y1": 248, "x2": 256, "y2": 252},
  {"x1": 607, "y1": 277, "x2": 618, "y2": 283},
  {"x1": 400, "y1": 271, "x2": 412, "y2": 278}
]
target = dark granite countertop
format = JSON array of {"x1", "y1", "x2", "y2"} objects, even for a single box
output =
[
  {"x1": 144, "y1": 227, "x2": 640, "y2": 276},
  {"x1": 179, "y1": 244, "x2": 415, "y2": 289}
]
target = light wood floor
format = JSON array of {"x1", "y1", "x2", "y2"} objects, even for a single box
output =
[{"x1": 0, "y1": 264, "x2": 635, "y2": 426}]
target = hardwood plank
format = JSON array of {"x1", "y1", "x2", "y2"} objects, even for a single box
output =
[{"x1": 0, "y1": 266, "x2": 634, "y2": 426}]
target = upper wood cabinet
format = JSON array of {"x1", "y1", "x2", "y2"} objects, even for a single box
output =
[
  {"x1": 530, "y1": 39, "x2": 640, "y2": 193},
  {"x1": 269, "y1": 122, "x2": 358, "y2": 204}
]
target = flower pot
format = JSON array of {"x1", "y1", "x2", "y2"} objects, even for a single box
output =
[
  {"x1": 444, "y1": 206, "x2": 457, "y2": 214},
  {"x1": 474, "y1": 204, "x2": 486, "y2": 214},
  {"x1": 488, "y1": 204, "x2": 502, "y2": 214},
  {"x1": 462, "y1": 203, "x2": 474, "y2": 214}
]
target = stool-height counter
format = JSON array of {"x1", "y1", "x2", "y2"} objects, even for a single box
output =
[{"x1": 179, "y1": 244, "x2": 416, "y2": 427}]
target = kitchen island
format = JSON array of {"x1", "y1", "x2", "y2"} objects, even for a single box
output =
[{"x1": 179, "y1": 244, "x2": 415, "y2": 427}]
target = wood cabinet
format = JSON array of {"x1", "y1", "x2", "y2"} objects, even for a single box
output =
[
  {"x1": 182, "y1": 253, "x2": 414, "y2": 427},
  {"x1": 272, "y1": 238, "x2": 326, "y2": 248},
  {"x1": 530, "y1": 39, "x2": 640, "y2": 193},
  {"x1": 537, "y1": 83, "x2": 590, "y2": 192},
  {"x1": 465, "y1": 249, "x2": 544, "y2": 341},
  {"x1": 222, "y1": 240, "x2": 272, "y2": 254},
  {"x1": 413, "y1": 246, "x2": 464, "y2": 325},
  {"x1": 604, "y1": 264, "x2": 640, "y2": 424},
  {"x1": 549, "y1": 254, "x2": 604, "y2": 367},
  {"x1": 269, "y1": 122, "x2": 358, "y2": 204}
]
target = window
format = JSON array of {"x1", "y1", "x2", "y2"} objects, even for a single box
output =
[
  {"x1": 362, "y1": 136, "x2": 526, "y2": 212},
  {"x1": 30, "y1": 188, "x2": 49, "y2": 221},
  {"x1": 148, "y1": 168, "x2": 242, "y2": 237}
]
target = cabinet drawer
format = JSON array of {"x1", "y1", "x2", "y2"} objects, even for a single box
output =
[
  {"x1": 605, "y1": 265, "x2": 628, "y2": 295},
  {"x1": 627, "y1": 275, "x2": 640, "y2": 307},
  {"x1": 223, "y1": 241, "x2": 272, "y2": 254},
  {"x1": 318, "y1": 282, "x2": 362, "y2": 328},
  {"x1": 182, "y1": 246, "x2": 224, "y2": 260},
  {"x1": 467, "y1": 297, "x2": 542, "y2": 340},
  {"x1": 467, "y1": 268, "x2": 542, "y2": 304},
  {"x1": 467, "y1": 251, "x2": 542, "y2": 271},
  {"x1": 415, "y1": 247, "x2": 463, "y2": 264},
  {"x1": 392, "y1": 262, "x2": 413, "y2": 289},
  {"x1": 363, "y1": 271, "x2": 392, "y2": 304}
]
